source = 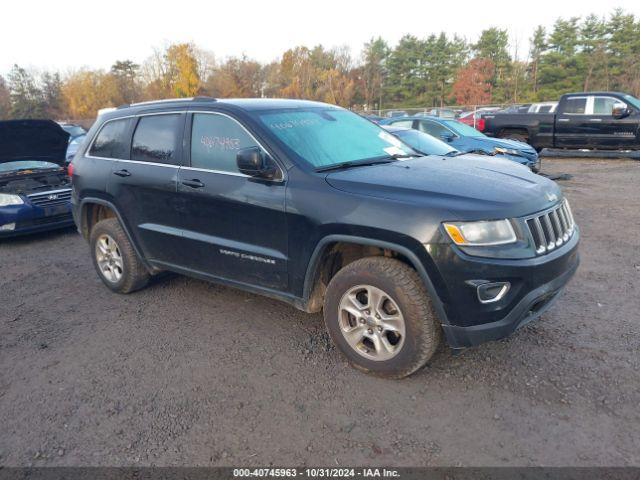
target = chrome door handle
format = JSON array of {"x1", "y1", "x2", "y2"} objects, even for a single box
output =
[
  {"x1": 557, "y1": 118, "x2": 570, "y2": 122},
  {"x1": 589, "y1": 118, "x2": 603, "y2": 122}
]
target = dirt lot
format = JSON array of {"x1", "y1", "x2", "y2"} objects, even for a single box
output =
[{"x1": 1, "y1": 158, "x2": 639, "y2": 467}]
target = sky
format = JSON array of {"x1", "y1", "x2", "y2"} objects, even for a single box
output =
[{"x1": 2, "y1": 0, "x2": 640, "y2": 76}]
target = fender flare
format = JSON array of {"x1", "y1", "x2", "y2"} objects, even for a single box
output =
[
  {"x1": 302, "y1": 234, "x2": 450, "y2": 327},
  {"x1": 79, "y1": 197, "x2": 154, "y2": 272}
]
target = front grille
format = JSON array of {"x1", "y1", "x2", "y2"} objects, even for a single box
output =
[
  {"x1": 526, "y1": 199, "x2": 576, "y2": 255},
  {"x1": 27, "y1": 189, "x2": 72, "y2": 207}
]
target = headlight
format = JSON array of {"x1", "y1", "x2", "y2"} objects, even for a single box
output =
[
  {"x1": 494, "y1": 147, "x2": 521, "y2": 156},
  {"x1": 0, "y1": 194, "x2": 24, "y2": 207},
  {"x1": 443, "y1": 219, "x2": 517, "y2": 246}
]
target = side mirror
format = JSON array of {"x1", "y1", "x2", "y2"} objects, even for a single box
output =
[
  {"x1": 440, "y1": 132, "x2": 455, "y2": 143},
  {"x1": 612, "y1": 105, "x2": 631, "y2": 119},
  {"x1": 236, "y1": 147, "x2": 277, "y2": 179}
]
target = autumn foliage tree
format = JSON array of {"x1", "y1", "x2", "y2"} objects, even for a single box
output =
[
  {"x1": 452, "y1": 58, "x2": 495, "y2": 105},
  {"x1": 2, "y1": 8, "x2": 640, "y2": 121}
]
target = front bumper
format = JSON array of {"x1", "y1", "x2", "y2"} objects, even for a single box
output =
[
  {"x1": 432, "y1": 230, "x2": 579, "y2": 349},
  {"x1": 442, "y1": 255, "x2": 578, "y2": 348},
  {"x1": 0, "y1": 202, "x2": 74, "y2": 238},
  {"x1": 498, "y1": 152, "x2": 540, "y2": 171}
]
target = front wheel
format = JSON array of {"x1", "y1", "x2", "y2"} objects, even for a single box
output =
[{"x1": 323, "y1": 257, "x2": 442, "y2": 378}]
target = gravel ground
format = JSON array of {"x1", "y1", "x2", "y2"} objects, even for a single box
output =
[{"x1": 1, "y1": 158, "x2": 639, "y2": 467}]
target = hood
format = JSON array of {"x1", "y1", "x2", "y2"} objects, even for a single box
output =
[
  {"x1": 462, "y1": 136, "x2": 536, "y2": 154},
  {"x1": 324, "y1": 155, "x2": 562, "y2": 219},
  {"x1": 0, "y1": 120, "x2": 70, "y2": 166}
]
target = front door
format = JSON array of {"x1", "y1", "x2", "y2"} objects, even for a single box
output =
[
  {"x1": 589, "y1": 95, "x2": 639, "y2": 149},
  {"x1": 175, "y1": 111, "x2": 288, "y2": 291}
]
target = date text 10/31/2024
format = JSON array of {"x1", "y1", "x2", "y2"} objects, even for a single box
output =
[{"x1": 233, "y1": 468, "x2": 401, "y2": 478}]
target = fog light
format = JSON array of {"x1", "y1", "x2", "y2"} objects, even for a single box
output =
[
  {"x1": 476, "y1": 282, "x2": 510, "y2": 304},
  {"x1": 0, "y1": 222, "x2": 16, "y2": 231}
]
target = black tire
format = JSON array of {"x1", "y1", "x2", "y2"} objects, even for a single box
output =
[
  {"x1": 89, "y1": 218, "x2": 149, "y2": 294},
  {"x1": 501, "y1": 132, "x2": 528, "y2": 143},
  {"x1": 323, "y1": 257, "x2": 442, "y2": 379}
]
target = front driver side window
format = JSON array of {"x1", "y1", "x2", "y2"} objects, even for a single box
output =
[
  {"x1": 191, "y1": 113, "x2": 260, "y2": 173},
  {"x1": 593, "y1": 97, "x2": 625, "y2": 115},
  {"x1": 418, "y1": 121, "x2": 449, "y2": 138}
]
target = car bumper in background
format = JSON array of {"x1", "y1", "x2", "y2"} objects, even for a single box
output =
[{"x1": 0, "y1": 203, "x2": 74, "y2": 238}]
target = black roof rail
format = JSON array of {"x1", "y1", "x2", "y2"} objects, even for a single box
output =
[{"x1": 115, "y1": 97, "x2": 217, "y2": 110}]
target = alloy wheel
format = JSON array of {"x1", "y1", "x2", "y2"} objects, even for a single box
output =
[
  {"x1": 338, "y1": 284, "x2": 406, "y2": 361},
  {"x1": 95, "y1": 234, "x2": 124, "y2": 283}
]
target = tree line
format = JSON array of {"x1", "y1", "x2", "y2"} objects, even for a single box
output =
[{"x1": 1, "y1": 8, "x2": 639, "y2": 121}]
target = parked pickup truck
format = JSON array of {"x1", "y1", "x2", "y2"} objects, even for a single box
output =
[{"x1": 482, "y1": 92, "x2": 640, "y2": 152}]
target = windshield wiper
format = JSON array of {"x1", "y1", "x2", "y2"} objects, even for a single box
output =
[
  {"x1": 315, "y1": 158, "x2": 399, "y2": 172},
  {"x1": 444, "y1": 151, "x2": 467, "y2": 157}
]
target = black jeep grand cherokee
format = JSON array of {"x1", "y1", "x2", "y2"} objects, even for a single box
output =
[{"x1": 71, "y1": 97, "x2": 579, "y2": 378}]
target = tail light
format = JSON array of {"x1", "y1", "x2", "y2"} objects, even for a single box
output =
[
  {"x1": 67, "y1": 162, "x2": 74, "y2": 178},
  {"x1": 476, "y1": 118, "x2": 486, "y2": 131}
]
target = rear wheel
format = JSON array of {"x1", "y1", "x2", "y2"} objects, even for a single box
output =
[
  {"x1": 90, "y1": 218, "x2": 149, "y2": 293},
  {"x1": 323, "y1": 257, "x2": 442, "y2": 378},
  {"x1": 500, "y1": 131, "x2": 528, "y2": 143}
]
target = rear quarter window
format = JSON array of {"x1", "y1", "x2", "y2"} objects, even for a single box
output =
[{"x1": 89, "y1": 118, "x2": 130, "y2": 159}]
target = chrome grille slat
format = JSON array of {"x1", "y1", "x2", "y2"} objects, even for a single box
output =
[
  {"x1": 28, "y1": 189, "x2": 72, "y2": 207},
  {"x1": 526, "y1": 199, "x2": 576, "y2": 256}
]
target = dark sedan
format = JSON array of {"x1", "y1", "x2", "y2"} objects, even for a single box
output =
[{"x1": 0, "y1": 120, "x2": 74, "y2": 236}]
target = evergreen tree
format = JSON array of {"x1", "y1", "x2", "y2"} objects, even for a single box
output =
[
  {"x1": 7, "y1": 64, "x2": 46, "y2": 118},
  {"x1": 361, "y1": 37, "x2": 389, "y2": 110}
]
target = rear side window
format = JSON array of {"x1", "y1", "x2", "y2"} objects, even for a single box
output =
[
  {"x1": 390, "y1": 119, "x2": 414, "y2": 128},
  {"x1": 190, "y1": 113, "x2": 259, "y2": 173},
  {"x1": 562, "y1": 97, "x2": 587, "y2": 115},
  {"x1": 89, "y1": 118, "x2": 130, "y2": 159},
  {"x1": 131, "y1": 114, "x2": 182, "y2": 164}
]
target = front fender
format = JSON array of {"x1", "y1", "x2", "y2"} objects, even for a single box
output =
[{"x1": 302, "y1": 234, "x2": 452, "y2": 328}]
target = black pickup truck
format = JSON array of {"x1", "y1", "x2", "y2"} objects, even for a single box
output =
[{"x1": 482, "y1": 92, "x2": 640, "y2": 152}]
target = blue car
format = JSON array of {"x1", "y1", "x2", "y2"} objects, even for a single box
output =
[
  {"x1": 0, "y1": 119, "x2": 74, "y2": 237},
  {"x1": 66, "y1": 133, "x2": 87, "y2": 162},
  {"x1": 381, "y1": 115, "x2": 541, "y2": 172},
  {"x1": 58, "y1": 123, "x2": 87, "y2": 142}
]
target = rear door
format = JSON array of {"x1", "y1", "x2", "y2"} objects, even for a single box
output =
[
  {"x1": 101, "y1": 111, "x2": 186, "y2": 265},
  {"x1": 175, "y1": 111, "x2": 288, "y2": 290},
  {"x1": 554, "y1": 96, "x2": 589, "y2": 148}
]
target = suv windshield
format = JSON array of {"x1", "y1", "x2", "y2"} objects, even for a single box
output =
[
  {"x1": 623, "y1": 94, "x2": 640, "y2": 110},
  {"x1": 441, "y1": 120, "x2": 486, "y2": 138},
  {"x1": 255, "y1": 108, "x2": 415, "y2": 169}
]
